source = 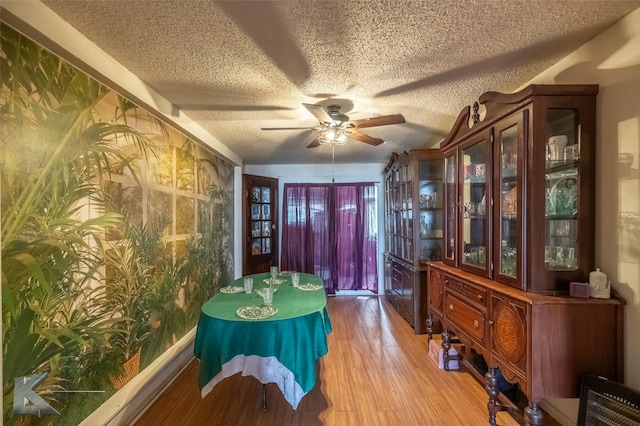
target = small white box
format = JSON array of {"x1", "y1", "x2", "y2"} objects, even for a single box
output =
[{"x1": 428, "y1": 338, "x2": 459, "y2": 370}]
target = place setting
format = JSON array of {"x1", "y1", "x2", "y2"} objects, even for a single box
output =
[
  {"x1": 219, "y1": 285, "x2": 245, "y2": 294},
  {"x1": 236, "y1": 281, "x2": 277, "y2": 320},
  {"x1": 291, "y1": 272, "x2": 323, "y2": 291}
]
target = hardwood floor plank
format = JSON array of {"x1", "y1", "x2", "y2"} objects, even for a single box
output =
[{"x1": 134, "y1": 295, "x2": 518, "y2": 426}]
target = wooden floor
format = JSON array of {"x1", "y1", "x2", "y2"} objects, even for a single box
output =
[{"x1": 134, "y1": 295, "x2": 519, "y2": 426}]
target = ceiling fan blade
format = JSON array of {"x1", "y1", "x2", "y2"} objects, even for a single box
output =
[
  {"x1": 350, "y1": 114, "x2": 405, "y2": 129},
  {"x1": 303, "y1": 103, "x2": 335, "y2": 124},
  {"x1": 261, "y1": 126, "x2": 317, "y2": 130},
  {"x1": 350, "y1": 130, "x2": 384, "y2": 146},
  {"x1": 307, "y1": 138, "x2": 321, "y2": 148}
]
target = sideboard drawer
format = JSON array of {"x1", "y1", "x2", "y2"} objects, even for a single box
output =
[
  {"x1": 444, "y1": 293, "x2": 486, "y2": 343},
  {"x1": 445, "y1": 275, "x2": 488, "y2": 308}
]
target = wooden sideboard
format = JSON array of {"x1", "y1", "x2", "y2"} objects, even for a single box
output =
[{"x1": 428, "y1": 262, "x2": 624, "y2": 425}]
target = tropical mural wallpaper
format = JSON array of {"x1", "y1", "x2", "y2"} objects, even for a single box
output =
[{"x1": 1, "y1": 24, "x2": 234, "y2": 425}]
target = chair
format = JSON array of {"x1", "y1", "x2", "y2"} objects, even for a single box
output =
[{"x1": 577, "y1": 374, "x2": 640, "y2": 426}]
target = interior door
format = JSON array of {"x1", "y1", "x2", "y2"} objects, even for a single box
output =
[{"x1": 242, "y1": 174, "x2": 278, "y2": 275}]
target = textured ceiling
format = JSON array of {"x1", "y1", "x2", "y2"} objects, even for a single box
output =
[{"x1": 34, "y1": 1, "x2": 640, "y2": 165}]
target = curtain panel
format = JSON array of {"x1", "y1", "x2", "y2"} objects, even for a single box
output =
[{"x1": 281, "y1": 183, "x2": 377, "y2": 293}]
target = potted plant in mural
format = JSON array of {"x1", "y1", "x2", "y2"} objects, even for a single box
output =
[
  {"x1": 102, "y1": 216, "x2": 186, "y2": 385},
  {"x1": 103, "y1": 245, "x2": 149, "y2": 389}
]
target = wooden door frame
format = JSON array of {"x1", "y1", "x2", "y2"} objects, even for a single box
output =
[{"x1": 242, "y1": 174, "x2": 278, "y2": 276}]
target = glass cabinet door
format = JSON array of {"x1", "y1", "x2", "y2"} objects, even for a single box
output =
[
  {"x1": 497, "y1": 123, "x2": 520, "y2": 281},
  {"x1": 544, "y1": 108, "x2": 580, "y2": 272},
  {"x1": 418, "y1": 158, "x2": 443, "y2": 266},
  {"x1": 460, "y1": 131, "x2": 491, "y2": 276},
  {"x1": 401, "y1": 162, "x2": 413, "y2": 262},
  {"x1": 443, "y1": 152, "x2": 457, "y2": 265}
]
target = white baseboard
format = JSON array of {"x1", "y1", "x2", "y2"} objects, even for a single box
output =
[{"x1": 80, "y1": 328, "x2": 196, "y2": 426}]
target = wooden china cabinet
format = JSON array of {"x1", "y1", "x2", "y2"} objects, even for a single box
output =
[
  {"x1": 383, "y1": 150, "x2": 443, "y2": 333},
  {"x1": 428, "y1": 85, "x2": 624, "y2": 425}
]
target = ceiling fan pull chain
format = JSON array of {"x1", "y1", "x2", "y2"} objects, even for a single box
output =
[{"x1": 332, "y1": 145, "x2": 336, "y2": 184}]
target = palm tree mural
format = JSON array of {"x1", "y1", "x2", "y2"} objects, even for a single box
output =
[{"x1": 1, "y1": 24, "x2": 233, "y2": 424}]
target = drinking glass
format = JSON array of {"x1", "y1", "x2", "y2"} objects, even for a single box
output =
[
  {"x1": 262, "y1": 287, "x2": 273, "y2": 307},
  {"x1": 270, "y1": 266, "x2": 278, "y2": 279},
  {"x1": 243, "y1": 277, "x2": 253, "y2": 293},
  {"x1": 291, "y1": 272, "x2": 300, "y2": 287}
]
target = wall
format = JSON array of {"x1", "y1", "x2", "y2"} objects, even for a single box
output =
[
  {"x1": 245, "y1": 163, "x2": 387, "y2": 294},
  {"x1": 524, "y1": 8, "x2": 640, "y2": 388}
]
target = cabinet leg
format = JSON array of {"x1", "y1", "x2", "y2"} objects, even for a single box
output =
[
  {"x1": 441, "y1": 329, "x2": 452, "y2": 371},
  {"x1": 485, "y1": 367, "x2": 515, "y2": 425},
  {"x1": 524, "y1": 403, "x2": 543, "y2": 426},
  {"x1": 426, "y1": 315, "x2": 434, "y2": 341},
  {"x1": 485, "y1": 368, "x2": 500, "y2": 426}
]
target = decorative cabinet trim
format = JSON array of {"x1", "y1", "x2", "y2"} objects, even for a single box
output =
[
  {"x1": 446, "y1": 277, "x2": 487, "y2": 308},
  {"x1": 490, "y1": 296, "x2": 527, "y2": 371},
  {"x1": 428, "y1": 269, "x2": 443, "y2": 313}
]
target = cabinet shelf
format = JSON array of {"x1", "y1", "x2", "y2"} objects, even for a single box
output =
[
  {"x1": 546, "y1": 214, "x2": 577, "y2": 220},
  {"x1": 545, "y1": 159, "x2": 579, "y2": 172}
]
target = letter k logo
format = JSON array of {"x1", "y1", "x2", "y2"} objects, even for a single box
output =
[{"x1": 13, "y1": 373, "x2": 60, "y2": 417}]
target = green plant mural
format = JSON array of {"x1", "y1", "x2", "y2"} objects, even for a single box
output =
[{"x1": 1, "y1": 24, "x2": 234, "y2": 425}]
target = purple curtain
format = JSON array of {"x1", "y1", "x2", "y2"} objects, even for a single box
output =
[{"x1": 281, "y1": 182, "x2": 378, "y2": 294}]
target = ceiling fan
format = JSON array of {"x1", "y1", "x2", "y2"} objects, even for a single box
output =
[{"x1": 261, "y1": 103, "x2": 405, "y2": 148}]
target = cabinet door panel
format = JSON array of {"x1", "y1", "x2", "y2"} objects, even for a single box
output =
[
  {"x1": 428, "y1": 268, "x2": 444, "y2": 314},
  {"x1": 459, "y1": 130, "x2": 492, "y2": 278},
  {"x1": 493, "y1": 111, "x2": 526, "y2": 287},
  {"x1": 443, "y1": 151, "x2": 457, "y2": 266},
  {"x1": 490, "y1": 293, "x2": 527, "y2": 374}
]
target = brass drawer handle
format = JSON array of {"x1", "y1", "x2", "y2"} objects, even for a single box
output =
[
  {"x1": 474, "y1": 320, "x2": 479, "y2": 328},
  {"x1": 477, "y1": 294, "x2": 483, "y2": 300},
  {"x1": 449, "y1": 304, "x2": 454, "y2": 311}
]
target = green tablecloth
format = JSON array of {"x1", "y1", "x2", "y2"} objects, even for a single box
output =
[{"x1": 193, "y1": 272, "x2": 332, "y2": 409}]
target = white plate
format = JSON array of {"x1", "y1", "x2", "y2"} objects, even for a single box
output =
[
  {"x1": 219, "y1": 286, "x2": 245, "y2": 294},
  {"x1": 294, "y1": 283, "x2": 323, "y2": 291},
  {"x1": 263, "y1": 278, "x2": 286, "y2": 285},
  {"x1": 236, "y1": 305, "x2": 278, "y2": 320}
]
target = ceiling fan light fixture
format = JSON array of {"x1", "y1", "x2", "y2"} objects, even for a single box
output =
[{"x1": 318, "y1": 128, "x2": 348, "y2": 146}]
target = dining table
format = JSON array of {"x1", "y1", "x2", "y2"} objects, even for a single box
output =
[{"x1": 193, "y1": 272, "x2": 332, "y2": 410}]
